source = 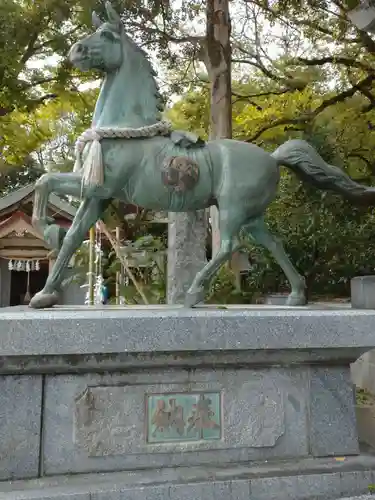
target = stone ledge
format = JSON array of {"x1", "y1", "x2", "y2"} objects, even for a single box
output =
[
  {"x1": 341, "y1": 497, "x2": 375, "y2": 500},
  {"x1": 1, "y1": 306, "x2": 375, "y2": 359},
  {"x1": 0, "y1": 455, "x2": 375, "y2": 500}
]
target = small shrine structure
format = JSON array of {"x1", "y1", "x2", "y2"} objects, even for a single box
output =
[{"x1": 0, "y1": 185, "x2": 84, "y2": 307}]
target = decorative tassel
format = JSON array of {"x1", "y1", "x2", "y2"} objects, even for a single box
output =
[
  {"x1": 24, "y1": 270, "x2": 31, "y2": 303},
  {"x1": 82, "y1": 137, "x2": 104, "y2": 187},
  {"x1": 8, "y1": 260, "x2": 13, "y2": 271},
  {"x1": 73, "y1": 137, "x2": 84, "y2": 173},
  {"x1": 73, "y1": 153, "x2": 82, "y2": 173}
]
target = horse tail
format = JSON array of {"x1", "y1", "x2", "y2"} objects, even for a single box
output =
[{"x1": 271, "y1": 139, "x2": 375, "y2": 205}]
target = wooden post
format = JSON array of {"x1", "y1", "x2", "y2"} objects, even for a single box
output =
[
  {"x1": 88, "y1": 225, "x2": 95, "y2": 306},
  {"x1": 115, "y1": 226, "x2": 120, "y2": 305}
]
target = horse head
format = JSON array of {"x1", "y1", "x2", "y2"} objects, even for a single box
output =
[{"x1": 69, "y1": 2, "x2": 123, "y2": 73}]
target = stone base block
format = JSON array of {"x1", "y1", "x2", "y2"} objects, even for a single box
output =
[
  {"x1": 0, "y1": 376, "x2": 42, "y2": 480},
  {"x1": 1, "y1": 456, "x2": 375, "y2": 500},
  {"x1": 264, "y1": 293, "x2": 288, "y2": 305},
  {"x1": 0, "y1": 306, "x2": 375, "y2": 490},
  {"x1": 356, "y1": 405, "x2": 375, "y2": 449},
  {"x1": 351, "y1": 350, "x2": 375, "y2": 394},
  {"x1": 351, "y1": 276, "x2": 375, "y2": 309}
]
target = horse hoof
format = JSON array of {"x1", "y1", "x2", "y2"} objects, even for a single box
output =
[
  {"x1": 286, "y1": 292, "x2": 307, "y2": 307},
  {"x1": 29, "y1": 290, "x2": 59, "y2": 309},
  {"x1": 184, "y1": 287, "x2": 205, "y2": 308}
]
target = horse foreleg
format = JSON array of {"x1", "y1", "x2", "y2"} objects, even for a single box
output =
[
  {"x1": 32, "y1": 172, "x2": 85, "y2": 251},
  {"x1": 29, "y1": 197, "x2": 109, "y2": 309}
]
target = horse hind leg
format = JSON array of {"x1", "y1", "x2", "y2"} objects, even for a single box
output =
[
  {"x1": 184, "y1": 220, "x2": 242, "y2": 308},
  {"x1": 245, "y1": 217, "x2": 306, "y2": 306},
  {"x1": 29, "y1": 197, "x2": 110, "y2": 309}
]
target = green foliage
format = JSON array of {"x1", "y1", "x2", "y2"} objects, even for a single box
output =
[
  {"x1": 356, "y1": 388, "x2": 375, "y2": 406},
  {"x1": 0, "y1": 0, "x2": 94, "y2": 115},
  {"x1": 107, "y1": 234, "x2": 167, "y2": 304},
  {"x1": 206, "y1": 266, "x2": 255, "y2": 304},
  {"x1": 167, "y1": 87, "x2": 210, "y2": 138},
  {"x1": 0, "y1": 0, "x2": 99, "y2": 184}
]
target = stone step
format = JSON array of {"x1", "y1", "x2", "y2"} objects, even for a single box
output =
[{"x1": 1, "y1": 456, "x2": 375, "y2": 500}]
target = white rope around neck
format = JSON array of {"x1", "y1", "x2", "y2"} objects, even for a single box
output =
[{"x1": 73, "y1": 121, "x2": 172, "y2": 188}]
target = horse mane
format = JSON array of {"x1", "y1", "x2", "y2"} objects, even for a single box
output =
[{"x1": 117, "y1": 20, "x2": 165, "y2": 124}]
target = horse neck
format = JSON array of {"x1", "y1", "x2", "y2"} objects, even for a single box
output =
[{"x1": 92, "y1": 52, "x2": 159, "y2": 130}]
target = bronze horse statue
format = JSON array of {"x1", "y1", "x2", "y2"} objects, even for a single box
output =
[{"x1": 30, "y1": 2, "x2": 375, "y2": 309}]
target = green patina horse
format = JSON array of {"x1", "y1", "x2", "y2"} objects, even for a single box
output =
[{"x1": 30, "y1": 2, "x2": 375, "y2": 309}]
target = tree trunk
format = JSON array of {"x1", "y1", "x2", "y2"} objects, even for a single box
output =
[
  {"x1": 205, "y1": 0, "x2": 232, "y2": 141},
  {"x1": 203, "y1": 0, "x2": 232, "y2": 258},
  {"x1": 167, "y1": 0, "x2": 233, "y2": 305}
]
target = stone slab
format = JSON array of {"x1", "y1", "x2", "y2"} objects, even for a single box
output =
[
  {"x1": 341, "y1": 497, "x2": 375, "y2": 500},
  {"x1": 264, "y1": 293, "x2": 288, "y2": 305},
  {"x1": 0, "y1": 375, "x2": 42, "y2": 480},
  {"x1": 0, "y1": 307, "x2": 375, "y2": 359},
  {"x1": 1, "y1": 455, "x2": 375, "y2": 500},
  {"x1": 42, "y1": 368, "x2": 309, "y2": 475},
  {"x1": 342, "y1": 497, "x2": 375, "y2": 500},
  {"x1": 310, "y1": 367, "x2": 359, "y2": 456},
  {"x1": 351, "y1": 276, "x2": 375, "y2": 309}
]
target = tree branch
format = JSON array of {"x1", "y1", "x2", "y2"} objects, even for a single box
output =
[
  {"x1": 20, "y1": 31, "x2": 40, "y2": 64},
  {"x1": 313, "y1": 74, "x2": 374, "y2": 115},
  {"x1": 360, "y1": 88, "x2": 375, "y2": 112},
  {"x1": 232, "y1": 57, "x2": 286, "y2": 84},
  {"x1": 19, "y1": 76, "x2": 58, "y2": 90},
  {"x1": 232, "y1": 88, "x2": 294, "y2": 99},
  {"x1": 358, "y1": 30, "x2": 375, "y2": 56},
  {"x1": 0, "y1": 93, "x2": 58, "y2": 117},
  {"x1": 246, "y1": 75, "x2": 375, "y2": 142},
  {"x1": 232, "y1": 88, "x2": 295, "y2": 107},
  {"x1": 348, "y1": 152, "x2": 375, "y2": 175},
  {"x1": 124, "y1": 21, "x2": 204, "y2": 46},
  {"x1": 246, "y1": 116, "x2": 309, "y2": 142},
  {"x1": 34, "y1": 24, "x2": 83, "y2": 53},
  {"x1": 296, "y1": 56, "x2": 374, "y2": 72}
]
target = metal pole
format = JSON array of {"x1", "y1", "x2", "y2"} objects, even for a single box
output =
[{"x1": 88, "y1": 225, "x2": 95, "y2": 305}]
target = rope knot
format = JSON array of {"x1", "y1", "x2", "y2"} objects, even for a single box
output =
[{"x1": 72, "y1": 121, "x2": 172, "y2": 190}]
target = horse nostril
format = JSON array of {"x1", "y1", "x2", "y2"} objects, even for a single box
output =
[{"x1": 76, "y1": 44, "x2": 83, "y2": 53}]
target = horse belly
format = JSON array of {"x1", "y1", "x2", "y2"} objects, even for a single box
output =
[{"x1": 130, "y1": 145, "x2": 214, "y2": 212}]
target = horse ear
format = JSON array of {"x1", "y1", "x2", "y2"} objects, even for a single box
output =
[
  {"x1": 92, "y1": 12, "x2": 102, "y2": 29},
  {"x1": 105, "y1": 2, "x2": 122, "y2": 27}
]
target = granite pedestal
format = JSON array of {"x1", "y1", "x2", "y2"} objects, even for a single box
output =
[{"x1": 1, "y1": 305, "x2": 375, "y2": 499}]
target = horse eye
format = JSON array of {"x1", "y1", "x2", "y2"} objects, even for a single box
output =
[{"x1": 100, "y1": 30, "x2": 115, "y2": 41}]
